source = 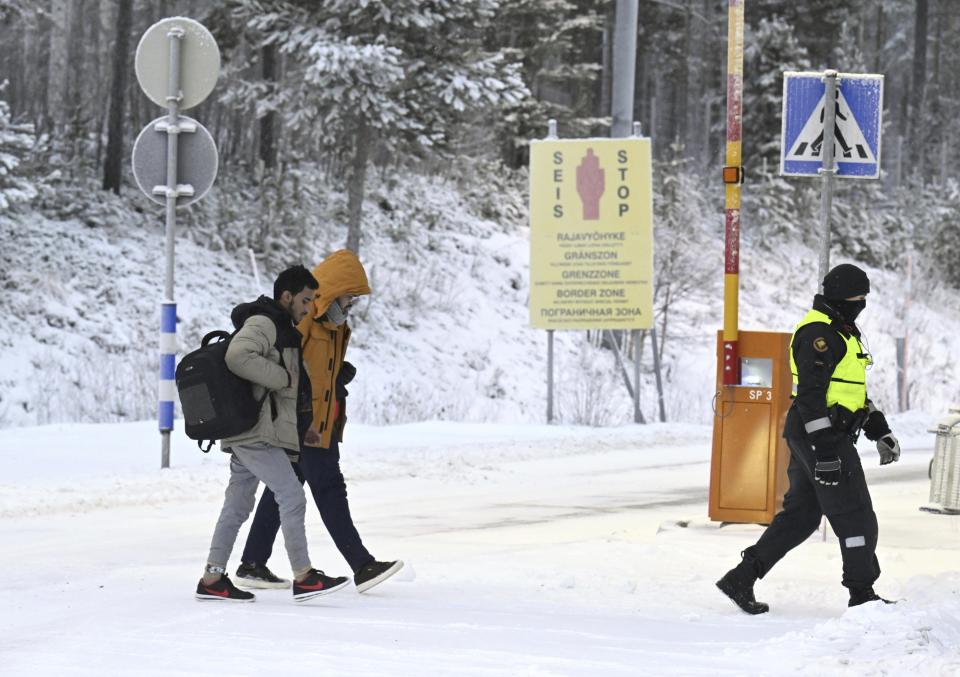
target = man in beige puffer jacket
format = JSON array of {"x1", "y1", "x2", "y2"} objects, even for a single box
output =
[{"x1": 195, "y1": 265, "x2": 350, "y2": 604}]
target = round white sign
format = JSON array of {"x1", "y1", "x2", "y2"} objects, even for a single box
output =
[
  {"x1": 135, "y1": 17, "x2": 221, "y2": 111},
  {"x1": 132, "y1": 116, "x2": 219, "y2": 207}
]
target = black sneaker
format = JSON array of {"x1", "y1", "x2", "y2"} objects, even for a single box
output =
[
  {"x1": 848, "y1": 587, "x2": 895, "y2": 607},
  {"x1": 716, "y1": 565, "x2": 769, "y2": 615},
  {"x1": 292, "y1": 569, "x2": 350, "y2": 603},
  {"x1": 195, "y1": 574, "x2": 256, "y2": 602},
  {"x1": 355, "y1": 560, "x2": 404, "y2": 593},
  {"x1": 235, "y1": 562, "x2": 291, "y2": 589}
]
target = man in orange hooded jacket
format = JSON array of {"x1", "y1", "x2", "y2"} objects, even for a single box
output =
[{"x1": 235, "y1": 250, "x2": 403, "y2": 593}]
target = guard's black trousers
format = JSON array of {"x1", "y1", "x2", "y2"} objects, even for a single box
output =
[{"x1": 744, "y1": 435, "x2": 880, "y2": 590}]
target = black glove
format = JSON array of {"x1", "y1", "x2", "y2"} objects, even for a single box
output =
[
  {"x1": 808, "y1": 427, "x2": 845, "y2": 487},
  {"x1": 339, "y1": 361, "x2": 356, "y2": 385},
  {"x1": 808, "y1": 427, "x2": 846, "y2": 457},
  {"x1": 814, "y1": 456, "x2": 842, "y2": 486},
  {"x1": 335, "y1": 361, "x2": 355, "y2": 401},
  {"x1": 861, "y1": 405, "x2": 891, "y2": 442}
]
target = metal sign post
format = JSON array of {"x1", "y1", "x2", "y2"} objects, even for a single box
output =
[
  {"x1": 611, "y1": 0, "x2": 638, "y2": 139},
  {"x1": 817, "y1": 70, "x2": 839, "y2": 287},
  {"x1": 611, "y1": 0, "x2": 649, "y2": 424},
  {"x1": 133, "y1": 17, "x2": 220, "y2": 468},
  {"x1": 780, "y1": 70, "x2": 884, "y2": 286},
  {"x1": 546, "y1": 119, "x2": 557, "y2": 424},
  {"x1": 547, "y1": 327, "x2": 555, "y2": 423}
]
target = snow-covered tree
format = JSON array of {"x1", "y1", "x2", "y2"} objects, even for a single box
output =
[
  {"x1": 889, "y1": 179, "x2": 960, "y2": 288},
  {"x1": 743, "y1": 16, "x2": 812, "y2": 169},
  {"x1": 0, "y1": 89, "x2": 37, "y2": 211},
  {"x1": 0, "y1": 0, "x2": 25, "y2": 22},
  {"x1": 483, "y1": 0, "x2": 607, "y2": 167},
  {"x1": 748, "y1": 0, "x2": 856, "y2": 68},
  {"x1": 221, "y1": 0, "x2": 528, "y2": 253},
  {"x1": 651, "y1": 145, "x2": 716, "y2": 359}
]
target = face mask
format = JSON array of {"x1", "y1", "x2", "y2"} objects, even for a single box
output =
[
  {"x1": 324, "y1": 299, "x2": 347, "y2": 326},
  {"x1": 833, "y1": 299, "x2": 866, "y2": 323}
]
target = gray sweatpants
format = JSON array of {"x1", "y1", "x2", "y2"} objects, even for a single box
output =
[{"x1": 206, "y1": 442, "x2": 311, "y2": 576}]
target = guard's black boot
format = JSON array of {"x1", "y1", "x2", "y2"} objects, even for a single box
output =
[
  {"x1": 716, "y1": 556, "x2": 769, "y2": 615},
  {"x1": 848, "y1": 586, "x2": 895, "y2": 607}
]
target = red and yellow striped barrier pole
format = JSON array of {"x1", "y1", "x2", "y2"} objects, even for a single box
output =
[{"x1": 721, "y1": 0, "x2": 745, "y2": 386}]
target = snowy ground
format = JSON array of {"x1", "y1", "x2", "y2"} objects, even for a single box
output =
[{"x1": 2, "y1": 413, "x2": 958, "y2": 676}]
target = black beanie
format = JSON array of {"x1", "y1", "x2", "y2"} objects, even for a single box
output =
[{"x1": 822, "y1": 263, "x2": 870, "y2": 300}]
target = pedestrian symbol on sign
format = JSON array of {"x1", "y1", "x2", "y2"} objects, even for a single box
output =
[{"x1": 785, "y1": 88, "x2": 875, "y2": 164}]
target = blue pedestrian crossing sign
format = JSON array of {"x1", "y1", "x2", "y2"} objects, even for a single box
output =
[{"x1": 780, "y1": 72, "x2": 884, "y2": 179}]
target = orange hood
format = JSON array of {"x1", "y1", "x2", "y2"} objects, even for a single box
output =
[{"x1": 307, "y1": 249, "x2": 371, "y2": 321}]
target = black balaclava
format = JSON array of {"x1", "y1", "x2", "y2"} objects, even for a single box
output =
[{"x1": 822, "y1": 263, "x2": 870, "y2": 323}]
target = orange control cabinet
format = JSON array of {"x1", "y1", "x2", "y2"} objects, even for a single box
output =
[{"x1": 709, "y1": 330, "x2": 793, "y2": 524}]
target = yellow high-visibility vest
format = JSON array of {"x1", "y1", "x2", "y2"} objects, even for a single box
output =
[{"x1": 789, "y1": 309, "x2": 870, "y2": 413}]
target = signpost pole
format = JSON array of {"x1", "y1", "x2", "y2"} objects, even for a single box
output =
[
  {"x1": 817, "y1": 69, "x2": 839, "y2": 290},
  {"x1": 633, "y1": 330, "x2": 642, "y2": 423},
  {"x1": 611, "y1": 0, "x2": 638, "y2": 139},
  {"x1": 158, "y1": 27, "x2": 185, "y2": 470},
  {"x1": 547, "y1": 329, "x2": 555, "y2": 423},
  {"x1": 613, "y1": 0, "x2": 641, "y2": 422},
  {"x1": 899, "y1": 252, "x2": 912, "y2": 411},
  {"x1": 135, "y1": 17, "x2": 221, "y2": 469},
  {"x1": 546, "y1": 118, "x2": 558, "y2": 425},
  {"x1": 605, "y1": 329, "x2": 636, "y2": 401},
  {"x1": 631, "y1": 118, "x2": 666, "y2": 424},
  {"x1": 630, "y1": 119, "x2": 643, "y2": 424},
  {"x1": 650, "y1": 327, "x2": 666, "y2": 422}
]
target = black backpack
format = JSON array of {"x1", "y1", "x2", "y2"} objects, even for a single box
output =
[{"x1": 176, "y1": 330, "x2": 272, "y2": 452}]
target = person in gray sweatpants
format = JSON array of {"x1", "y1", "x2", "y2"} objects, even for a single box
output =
[
  {"x1": 206, "y1": 444, "x2": 311, "y2": 579},
  {"x1": 195, "y1": 265, "x2": 350, "y2": 604}
]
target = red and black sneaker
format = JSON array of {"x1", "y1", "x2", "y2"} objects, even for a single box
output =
[
  {"x1": 292, "y1": 569, "x2": 350, "y2": 603},
  {"x1": 195, "y1": 574, "x2": 256, "y2": 603}
]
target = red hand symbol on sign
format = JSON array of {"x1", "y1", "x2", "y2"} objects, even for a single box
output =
[{"x1": 576, "y1": 148, "x2": 604, "y2": 220}]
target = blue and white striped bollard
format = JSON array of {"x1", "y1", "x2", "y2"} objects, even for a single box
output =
[{"x1": 159, "y1": 302, "x2": 177, "y2": 433}]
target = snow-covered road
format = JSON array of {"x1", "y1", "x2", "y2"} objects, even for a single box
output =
[{"x1": 1, "y1": 417, "x2": 958, "y2": 676}]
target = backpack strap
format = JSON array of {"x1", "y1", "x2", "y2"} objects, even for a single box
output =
[
  {"x1": 198, "y1": 439, "x2": 216, "y2": 453},
  {"x1": 201, "y1": 330, "x2": 232, "y2": 347}
]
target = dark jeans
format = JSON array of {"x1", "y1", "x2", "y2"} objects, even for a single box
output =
[
  {"x1": 745, "y1": 435, "x2": 880, "y2": 590},
  {"x1": 241, "y1": 437, "x2": 374, "y2": 573}
]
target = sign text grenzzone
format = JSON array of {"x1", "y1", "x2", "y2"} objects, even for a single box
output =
[{"x1": 529, "y1": 138, "x2": 653, "y2": 330}]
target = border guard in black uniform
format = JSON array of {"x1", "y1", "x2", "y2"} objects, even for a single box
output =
[{"x1": 717, "y1": 263, "x2": 901, "y2": 614}]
